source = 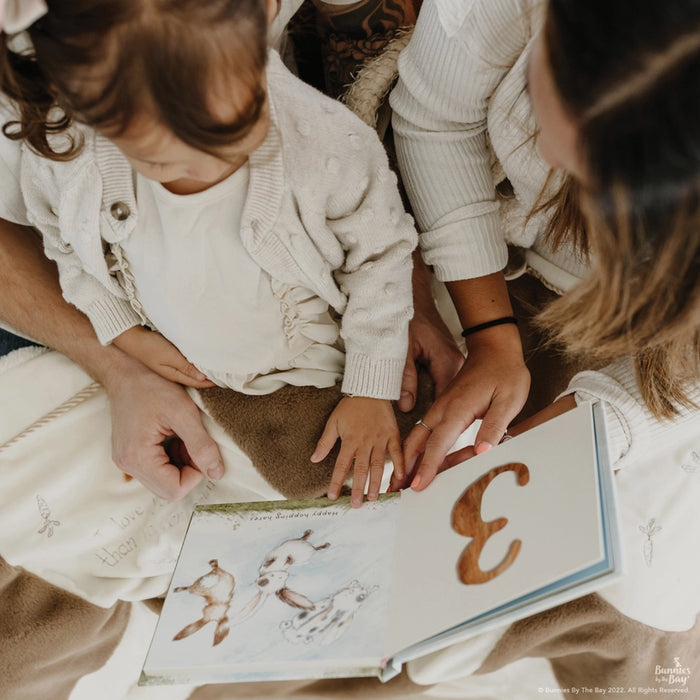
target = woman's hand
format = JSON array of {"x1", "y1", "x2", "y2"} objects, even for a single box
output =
[
  {"x1": 311, "y1": 397, "x2": 403, "y2": 508},
  {"x1": 100, "y1": 351, "x2": 225, "y2": 501},
  {"x1": 393, "y1": 322, "x2": 530, "y2": 492},
  {"x1": 113, "y1": 326, "x2": 215, "y2": 389},
  {"x1": 443, "y1": 393, "x2": 578, "y2": 468},
  {"x1": 392, "y1": 271, "x2": 531, "y2": 492}
]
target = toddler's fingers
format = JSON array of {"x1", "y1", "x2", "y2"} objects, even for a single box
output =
[
  {"x1": 160, "y1": 364, "x2": 214, "y2": 388},
  {"x1": 327, "y1": 443, "x2": 354, "y2": 500},
  {"x1": 179, "y1": 361, "x2": 210, "y2": 383},
  {"x1": 366, "y1": 450, "x2": 385, "y2": 501},
  {"x1": 350, "y1": 447, "x2": 372, "y2": 508},
  {"x1": 311, "y1": 421, "x2": 339, "y2": 464}
]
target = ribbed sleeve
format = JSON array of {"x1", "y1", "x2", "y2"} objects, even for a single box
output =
[
  {"x1": 341, "y1": 355, "x2": 406, "y2": 400},
  {"x1": 86, "y1": 296, "x2": 142, "y2": 345},
  {"x1": 390, "y1": 0, "x2": 534, "y2": 281}
]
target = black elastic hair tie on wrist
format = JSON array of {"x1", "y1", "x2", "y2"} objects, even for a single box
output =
[{"x1": 461, "y1": 316, "x2": 518, "y2": 338}]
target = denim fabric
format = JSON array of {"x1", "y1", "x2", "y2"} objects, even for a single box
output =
[{"x1": 0, "y1": 328, "x2": 39, "y2": 357}]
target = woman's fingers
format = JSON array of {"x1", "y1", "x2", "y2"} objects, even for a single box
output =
[{"x1": 410, "y1": 415, "x2": 471, "y2": 490}]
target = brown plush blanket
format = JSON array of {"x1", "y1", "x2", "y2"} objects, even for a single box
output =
[
  {"x1": 198, "y1": 370, "x2": 434, "y2": 499},
  {"x1": 0, "y1": 558, "x2": 130, "y2": 700},
  {"x1": 479, "y1": 595, "x2": 700, "y2": 697}
]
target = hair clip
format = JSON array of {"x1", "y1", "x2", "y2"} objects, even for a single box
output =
[{"x1": 0, "y1": 0, "x2": 48, "y2": 35}]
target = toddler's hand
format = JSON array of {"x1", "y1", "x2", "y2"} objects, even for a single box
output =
[
  {"x1": 113, "y1": 326, "x2": 215, "y2": 389},
  {"x1": 311, "y1": 397, "x2": 404, "y2": 508}
]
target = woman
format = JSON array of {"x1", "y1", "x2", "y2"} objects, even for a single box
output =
[
  {"x1": 390, "y1": 0, "x2": 700, "y2": 489},
  {"x1": 385, "y1": 2, "x2": 700, "y2": 693}
]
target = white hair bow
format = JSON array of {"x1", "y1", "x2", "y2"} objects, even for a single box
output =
[{"x1": 0, "y1": 0, "x2": 48, "y2": 34}]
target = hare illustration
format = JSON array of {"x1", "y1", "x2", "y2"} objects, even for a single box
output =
[
  {"x1": 172, "y1": 559, "x2": 236, "y2": 646},
  {"x1": 233, "y1": 530, "x2": 329, "y2": 623}
]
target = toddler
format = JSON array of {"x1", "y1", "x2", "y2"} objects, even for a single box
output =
[{"x1": 0, "y1": 0, "x2": 417, "y2": 506}]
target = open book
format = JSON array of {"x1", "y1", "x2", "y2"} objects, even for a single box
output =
[{"x1": 140, "y1": 402, "x2": 622, "y2": 685}]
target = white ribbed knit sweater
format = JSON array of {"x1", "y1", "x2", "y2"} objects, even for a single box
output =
[{"x1": 391, "y1": 0, "x2": 700, "y2": 467}]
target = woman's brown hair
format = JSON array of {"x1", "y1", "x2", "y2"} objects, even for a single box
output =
[
  {"x1": 0, "y1": 0, "x2": 269, "y2": 159},
  {"x1": 536, "y1": 0, "x2": 700, "y2": 419}
]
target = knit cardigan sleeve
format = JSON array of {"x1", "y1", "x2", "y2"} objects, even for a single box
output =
[
  {"x1": 0, "y1": 100, "x2": 31, "y2": 226},
  {"x1": 324, "y1": 137, "x2": 417, "y2": 400},
  {"x1": 269, "y1": 51, "x2": 417, "y2": 400},
  {"x1": 390, "y1": 0, "x2": 534, "y2": 281},
  {"x1": 18, "y1": 142, "x2": 142, "y2": 345}
]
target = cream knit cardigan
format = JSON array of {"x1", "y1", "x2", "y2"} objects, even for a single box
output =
[{"x1": 5, "y1": 51, "x2": 417, "y2": 400}]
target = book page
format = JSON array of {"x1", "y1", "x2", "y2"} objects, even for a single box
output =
[
  {"x1": 387, "y1": 404, "x2": 605, "y2": 653},
  {"x1": 144, "y1": 495, "x2": 401, "y2": 680}
]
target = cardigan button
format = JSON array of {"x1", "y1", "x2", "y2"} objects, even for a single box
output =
[{"x1": 110, "y1": 201, "x2": 131, "y2": 221}]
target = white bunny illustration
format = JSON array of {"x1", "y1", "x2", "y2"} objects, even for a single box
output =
[
  {"x1": 280, "y1": 580, "x2": 377, "y2": 645},
  {"x1": 259, "y1": 529, "x2": 330, "y2": 573},
  {"x1": 233, "y1": 529, "x2": 329, "y2": 623},
  {"x1": 172, "y1": 559, "x2": 236, "y2": 646}
]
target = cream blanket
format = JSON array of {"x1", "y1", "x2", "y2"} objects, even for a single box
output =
[{"x1": 0, "y1": 347, "x2": 285, "y2": 608}]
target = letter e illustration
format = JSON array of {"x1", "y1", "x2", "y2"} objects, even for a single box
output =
[{"x1": 452, "y1": 463, "x2": 530, "y2": 584}]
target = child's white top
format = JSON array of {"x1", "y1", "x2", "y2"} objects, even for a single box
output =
[
  {"x1": 0, "y1": 50, "x2": 417, "y2": 400},
  {"x1": 124, "y1": 167, "x2": 344, "y2": 393}
]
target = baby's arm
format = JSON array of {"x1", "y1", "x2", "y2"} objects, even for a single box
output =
[
  {"x1": 311, "y1": 396, "x2": 403, "y2": 508},
  {"x1": 308, "y1": 105, "x2": 417, "y2": 503},
  {"x1": 112, "y1": 326, "x2": 215, "y2": 389},
  {"x1": 17, "y1": 154, "x2": 212, "y2": 389}
]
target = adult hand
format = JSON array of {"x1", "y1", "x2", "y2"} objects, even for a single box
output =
[
  {"x1": 0, "y1": 218, "x2": 223, "y2": 501},
  {"x1": 398, "y1": 298, "x2": 465, "y2": 413},
  {"x1": 393, "y1": 322, "x2": 530, "y2": 492},
  {"x1": 102, "y1": 354, "x2": 224, "y2": 501},
  {"x1": 443, "y1": 393, "x2": 578, "y2": 468}
]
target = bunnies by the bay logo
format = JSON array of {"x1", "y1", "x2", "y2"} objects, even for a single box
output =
[{"x1": 654, "y1": 656, "x2": 692, "y2": 690}]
